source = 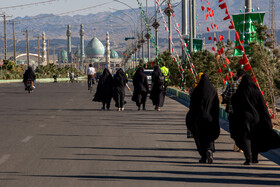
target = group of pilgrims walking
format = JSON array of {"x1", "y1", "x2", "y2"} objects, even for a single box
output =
[
  {"x1": 93, "y1": 66, "x2": 280, "y2": 165},
  {"x1": 93, "y1": 65, "x2": 166, "y2": 112}
]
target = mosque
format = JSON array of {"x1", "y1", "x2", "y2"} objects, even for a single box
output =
[{"x1": 64, "y1": 24, "x2": 123, "y2": 73}]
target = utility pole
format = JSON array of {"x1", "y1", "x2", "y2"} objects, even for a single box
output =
[
  {"x1": 52, "y1": 43, "x2": 56, "y2": 65},
  {"x1": 26, "y1": 29, "x2": 30, "y2": 67},
  {"x1": 165, "y1": 0, "x2": 173, "y2": 53},
  {"x1": 192, "y1": 0, "x2": 196, "y2": 39},
  {"x1": 152, "y1": 0, "x2": 160, "y2": 56},
  {"x1": 141, "y1": 14, "x2": 144, "y2": 61},
  {"x1": 37, "y1": 36, "x2": 40, "y2": 66},
  {"x1": 189, "y1": 0, "x2": 193, "y2": 52},
  {"x1": 245, "y1": 0, "x2": 252, "y2": 13},
  {"x1": 3, "y1": 14, "x2": 7, "y2": 60},
  {"x1": 182, "y1": 0, "x2": 188, "y2": 64},
  {"x1": 13, "y1": 21, "x2": 16, "y2": 63},
  {"x1": 146, "y1": 0, "x2": 150, "y2": 63}
]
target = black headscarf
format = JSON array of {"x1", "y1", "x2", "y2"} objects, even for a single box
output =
[
  {"x1": 114, "y1": 68, "x2": 128, "y2": 88},
  {"x1": 133, "y1": 67, "x2": 148, "y2": 93},
  {"x1": 152, "y1": 65, "x2": 162, "y2": 83},
  {"x1": 186, "y1": 74, "x2": 220, "y2": 143},
  {"x1": 99, "y1": 68, "x2": 111, "y2": 84},
  {"x1": 231, "y1": 74, "x2": 280, "y2": 153},
  {"x1": 23, "y1": 66, "x2": 36, "y2": 82}
]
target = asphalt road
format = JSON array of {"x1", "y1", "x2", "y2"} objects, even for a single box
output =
[{"x1": 0, "y1": 82, "x2": 279, "y2": 187}]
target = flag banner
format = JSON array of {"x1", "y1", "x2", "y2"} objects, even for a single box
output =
[
  {"x1": 184, "y1": 38, "x2": 204, "y2": 53},
  {"x1": 232, "y1": 12, "x2": 265, "y2": 56}
]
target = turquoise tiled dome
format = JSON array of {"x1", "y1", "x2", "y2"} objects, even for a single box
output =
[
  {"x1": 85, "y1": 37, "x2": 105, "y2": 58},
  {"x1": 110, "y1": 49, "x2": 119, "y2": 59},
  {"x1": 57, "y1": 49, "x2": 68, "y2": 62}
]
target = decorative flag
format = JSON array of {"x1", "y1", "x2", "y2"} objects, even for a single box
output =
[
  {"x1": 244, "y1": 64, "x2": 252, "y2": 71},
  {"x1": 201, "y1": 6, "x2": 205, "y2": 11},
  {"x1": 214, "y1": 24, "x2": 218, "y2": 29},
  {"x1": 207, "y1": 27, "x2": 210, "y2": 32},
  {"x1": 224, "y1": 15, "x2": 231, "y2": 20},
  {"x1": 222, "y1": 63, "x2": 227, "y2": 68},
  {"x1": 216, "y1": 55, "x2": 220, "y2": 62},
  {"x1": 208, "y1": 37, "x2": 212, "y2": 40},
  {"x1": 219, "y1": 3, "x2": 227, "y2": 9},
  {"x1": 226, "y1": 58, "x2": 231, "y2": 64},
  {"x1": 214, "y1": 37, "x2": 217, "y2": 41},
  {"x1": 218, "y1": 69, "x2": 222, "y2": 74},
  {"x1": 212, "y1": 47, "x2": 216, "y2": 51},
  {"x1": 219, "y1": 0, "x2": 224, "y2": 2},
  {"x1": 229, "y1": 71, "x2": 233, "y2": 78},
  {"x1": 219, "y1": 35, "x2": 224, "y2": 41},
  {"x1": 207, "y1": 7, "x2": 211, "y2": 12}
]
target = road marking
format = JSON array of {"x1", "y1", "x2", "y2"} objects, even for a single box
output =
[
  {"x1": 39, "y1": 124, "x2": 46, "y2": 128},
  {"x1": 0, "y1": 155, "x2": 10, "y2": 166},
  {"x1": 50, "y1": 116, "x2": 55, "y2": 119},
  {"x1": 21, "y1": 136, "x2": 33, "y2": 143}
]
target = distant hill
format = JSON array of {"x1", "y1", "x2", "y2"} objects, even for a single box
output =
[{"x1": 1, "y1": 0, "x2": 279, "y2": 56}]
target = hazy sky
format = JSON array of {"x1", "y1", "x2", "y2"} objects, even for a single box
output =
[{"x1": 0, "y1": 0, "x2": 181, "y2": 18}]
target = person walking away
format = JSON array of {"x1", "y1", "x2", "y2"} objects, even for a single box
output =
[
  {"x1": 160, "y1": 63, "x2": 170, "y2": 95},
  {"x1": 231, "y1": 74, "x2": 280, "y2": 165},
  {"x1": 222, "y1": 69, "x2": 247, "y2": 152},
  {"x1": 150, "y1": 65, "x2": 165, "y2": 111},
  {"x1": 92, "y1": 68, "x2": 113, "y2": 110},
  {"x1": 113, "y1": 68, "x2": 128, "y2": 111},
  {"x1": 23, "y1": 65, "x2": 36, "y2": 89},
  {"x1": 87, "y1": 64, "x2": 96, "y2": 90},
  {"x1": 186, "y1": 73, "x2": 203, "y2": 138},
  {"x1": 132, "y1": 67, "x2": 149, "y2": 111},
  {"x1": 185, "y1": 73, "x2": 220, "y2": 164}
]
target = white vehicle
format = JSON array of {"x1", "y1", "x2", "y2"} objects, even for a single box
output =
[{"x1": 144, "y1": 69, "x2": 153, "y2": 92}]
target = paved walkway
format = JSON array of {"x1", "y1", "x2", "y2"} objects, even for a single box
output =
[{"x1": 0, "y1": 82, "x2": 279, "y2": 186}]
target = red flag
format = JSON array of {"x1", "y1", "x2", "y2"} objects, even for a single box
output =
[
  {"x1": 219, "y1": 0, "x2": 224, "y2": 2},
  {"x1": 214, "y1": 24, "x2": 218, "y2": 29},
  {"x1": 201, "y1": 6, "x2": 205, "y2": 11},
  {"x1": 223, "y1": 63, "x2": 227, "y2": 68},
  {"x1": 207, "y1": 27, "x2": 210, "y2": 32},
  {"x1": 225, "y1": 9, "x2": 229, "y2": 14},
  {"x1": 229, "y1": 71, "x2": 233, "y2": 78},
  {"x1": 190, "y1": 68, "x2": 193, "y2": 74},
  {"x1": 229, "y1": 25, "x2": 235, "y2": 29},
  {"x1": 205, "y1": 14, "x2": 209, "y2": 20},
  {"x1": 218, "y1": 50, "x2": 222, "y2": 55},
  {"x1": 223, "y1": 79, "x2": 226, "y2": 85},
  {"x1": 207, "y1": 7, "x2": 211, "y2": 12},
  {"x1": 239, "y1": 58, "x2": 245, "y2": 65},
  {"x1": 224, "y1": 15, "x2": 230, "y2": 20},
  {"x1": 208, "y1": 37, "x2": 212, "y2": 40},
  {"x1": 214, "y1": 37, "x2": 217, "y2": 41},
  {"x1": 212, "y1": 47, "x2": 216, "y2": 51},
  {"x1": 225, "y1": 75, "x2": 229, "y2": 81},
  {"x1": 211, "y1": 23, "x2": 214, "y2": 29},
  {"x1": 219, "y1": 35, "x2": 224, "y2": 41},
  {"x1": 219, "y1": 3, "x2": 227, "y2": 9},
  {"x1": 252, "y1": 76, "x2": 257, "y2": 83},
  {"x1": 243, "y1": 54, "x2": 249, "y2": 64},
  {"x1": 220, "y1": 47, "x2": 225, "y2": 54},
  {"x1": 226, "y1": 58, "x2": 231, "y2": 64},
  {"x1": 218, "y1": 69, "x2": 222, "y2": 74},
  {"x1": 216, "y1": 55, "x2": 220, "y2": 62},
  {"x1": 235, "y1": 31, "x2": 240, "y2": 41},
  {"x1": 235, "y1": 45, "x2": 245, "y2": 52},
  {"x1": 209, "y1": 10, "x2": 214, "y2": 17},
  {"x1": 244, "y1": 64, "x2": 252, "y2": 71}
]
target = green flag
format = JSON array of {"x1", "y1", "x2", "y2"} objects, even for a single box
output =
[
  {"x1": 184, "y1": 38, "x2": 204, "y2": 53},
  {"x1": 232, "y1": 12, "x2": 265, "y2": 56}
]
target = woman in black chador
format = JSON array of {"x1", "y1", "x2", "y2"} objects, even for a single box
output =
[
  {"x1": 132, "y1": 67, "x2": 149, "y2": 111},
  {"x1": 150, "y1": 65, "x2": 165, "y2": 111},
  {"x1": 93, "y1": 68, "x2": 113, "y2": 110},
  {"x1": 113, "y1": 68, "x2": 128, "y2": 111},
  {"x1": 23, "y1": 65, "x2": 36, "y2": 89},
  {"x1": 186, "y1": 73, "x2": 220, "y2": 164},
  {"x1": 231, "y1": 74, "x2": 280, "y2": 165}
]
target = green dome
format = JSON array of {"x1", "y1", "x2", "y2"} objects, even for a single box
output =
[
  {"x1": 57, "y1": 50, "x2": 68, "y2": 62},
  {"x1": 85, "y1": 37, "x2": 105, "y2": 58},
  {"x1": 110, "y1": 49, "x2": 119, "y2": 59}
]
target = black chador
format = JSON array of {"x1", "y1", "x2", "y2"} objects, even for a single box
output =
[
  {"x1": 186, "y1": 74, "x2": 220, "y2": 164},
  {"x1": 231, "y1": 74, "x2": 280, "y2": 165},
  {"x1": 113, "y1": 68, "x2": 128, "y2": 111},
  {"x1": 93, "y1": 68, "x2": 113, "y2": 110},
  {"x1": 150, "y1": 65, "x2": 165, "y2": 111},
  {"x1": 132, "y1": 67, "x2": 149, "y2": 110}
]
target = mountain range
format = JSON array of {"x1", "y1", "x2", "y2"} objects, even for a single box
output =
[{"x1": 1, "y1": 0, "x2": 279, "y2": 56}]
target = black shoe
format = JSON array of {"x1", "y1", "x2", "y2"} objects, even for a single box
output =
[
  {"x1": 101, "y1": 107, "x2": 105, "y2": 110},
  {"x1": 252, "y1": 159, "x2": 259, "y2": 163},
  {"x1": 244, "y1": 160, "x2": 251, "y2": 165},
  {"x1": 142, "y1": 107, "x2": 146, "y2": 111},
  {"x1": 207, "y1": 150, "x2": 213, "y2": 164},
  {"x1": 138, "y1": 107, "x2": 141, "y2": 111},
  {"x1": 199, "y1": 158, "x2": 206, "y2": 163}
]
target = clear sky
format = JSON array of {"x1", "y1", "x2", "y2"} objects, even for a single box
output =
[{"x1": 0, "y1": 0, "x2": 180, "y2": 18}]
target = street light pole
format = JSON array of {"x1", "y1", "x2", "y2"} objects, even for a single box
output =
[
  {"x1": 146, "y1": 0, "x2": 150, "y2": 63},
  {"x1": 182, "y1": 0, "x2": 187, "y2": 64},
  {"x1": 245, "y1": 0, "x2": 252, "y2": 13}
]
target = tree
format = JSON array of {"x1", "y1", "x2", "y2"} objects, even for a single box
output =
[{"x1": 248, "y1": 23, "x2": 280, "y2": 118}]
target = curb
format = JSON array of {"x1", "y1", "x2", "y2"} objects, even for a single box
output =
[{"x1": 0, "y1": 77, "x2": 87, "y2": 84}]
